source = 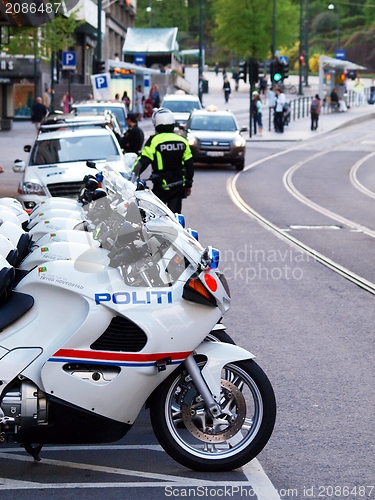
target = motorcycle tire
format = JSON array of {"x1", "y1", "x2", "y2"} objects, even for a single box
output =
[
  {"x1": 205, "y1": 328, "x2": 236, "y2": 344},
  {"x1": 150, "y1": 358, "x2": 276, "y2": 472}
]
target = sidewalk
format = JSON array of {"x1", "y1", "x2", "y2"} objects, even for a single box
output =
[{"x1": 201, "y1": 70, "x2": 375, "y2": 142}]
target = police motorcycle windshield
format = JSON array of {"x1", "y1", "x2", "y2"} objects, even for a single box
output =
[{"x1": 79, "y1": 194, "x2": 201, "y2": 289}]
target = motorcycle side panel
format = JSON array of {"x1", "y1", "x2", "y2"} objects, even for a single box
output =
[
  {"x1": 0, "y1": 221, "x2": 26, "y2": 246},
  {"x1": 29, "y1": 218, "x2": 84, "y2": 242},
  {"x1": 27, "y1": 209, "x2": 85, "y2": 230},
  {"x1": 19, "y1": 242, "x2": 108, "y2": 271},
  {"x1": 36, "y1": 230, "x2": 98, "y2": 247},
  {"x1": 0, "y1": 347, "x2": 42, "y2": 389},
  {"x1": 29, "y1": 199, "x2": 82, "y2": 219}
]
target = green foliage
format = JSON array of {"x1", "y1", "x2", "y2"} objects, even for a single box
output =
[
  {"x1": 5, "y1": 27, "x2": 34, "y2": 55},
  {"x1": 212, "y1": 0, "x2": 299, "y2": 59},
  {"x1": 3, "y1": 11, "x2": 82, "y2": 58},
  {"x1": 41, "y1": 11, "x2": 82, "y2": 55},
  {"x1": 311, "y1": 12, "x2": 336, "y2": 35},
  {"x1": 135, "y1": 0, "x2": 190, "y2": 30},
  {"x1": 341, "y1": 15, "x2": 366, "y2": 30}
]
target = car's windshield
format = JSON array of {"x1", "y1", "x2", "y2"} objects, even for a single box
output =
[
  {"x1": 30, "y1": 135, "x2": 120, "y2": 165},
  {"x1": 189, "y1": 115, "x2": 237, "y2": 132},
  {"x1": 163, "y1": 100, "x2": 201, "y2": 113},
  {"x1": 75, "y1": 106, "x2": 126, "y2": 128}
]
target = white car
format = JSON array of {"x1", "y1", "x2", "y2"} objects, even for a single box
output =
[
  {"x1": 13, "y1": 116, "x2": 130, "y2": 212},
  {"x1": 71, "y1": 100, "x2": 128, "y2": 134},
  {"x1": 161, "y1": 93, "x2": 202, "y2": 127}
]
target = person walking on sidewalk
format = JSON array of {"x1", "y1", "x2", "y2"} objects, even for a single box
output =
[
  {"x1": 31, "y1": 97, "x2": 48, "y2": 131},
  {"x1": 310, "y1": 94, "x2": 321, "y2": 131},
  {"x1": 223, "y1": 77, "x2": 231, "y2": 103}
]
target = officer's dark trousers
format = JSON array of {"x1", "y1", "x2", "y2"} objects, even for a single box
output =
[{"x1": 153, "y1": 187, "x2": 184, "y2": 214}]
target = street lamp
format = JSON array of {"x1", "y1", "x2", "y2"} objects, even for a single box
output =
[
  {"x1": 146, "y1": 1, "x2": 152, "y2": 27},
  {"x1": 328, "y1": 3, "x2": 340, "y2": 51}
]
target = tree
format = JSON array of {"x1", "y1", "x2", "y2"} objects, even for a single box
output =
[
  {"x1": 212, "y1": 0, "x2": 299, "y2": 60},
  {"x1": 4, "y1": 11, "x2": 81, "y2": 58}
]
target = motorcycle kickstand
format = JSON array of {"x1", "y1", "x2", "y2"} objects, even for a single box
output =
[
  {"x1": 22, "y1": 443, "x2": 43, "y2": 462},
  {"x1": 183, "y1": 355, "x2": 221, "y2": 418}
]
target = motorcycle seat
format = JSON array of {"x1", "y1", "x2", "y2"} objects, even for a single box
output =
[{"x1": 0, "y1": 291, "x2": 34, "y2": 332}]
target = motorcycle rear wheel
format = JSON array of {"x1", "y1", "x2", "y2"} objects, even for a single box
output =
[{"x1": 150, "y1": 359, "x2": 276, "y2": 472}]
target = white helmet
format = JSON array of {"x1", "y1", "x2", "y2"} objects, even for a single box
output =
[{"x1": 152, "y1": 108, "x2": 175, "y2": 128}]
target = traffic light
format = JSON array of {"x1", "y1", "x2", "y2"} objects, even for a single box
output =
[
  {"x1": 258, "y1": 61, "x2": 265, "y2": 78},
  {"x1": 93, "y1": 58, "x2": 106, "y2": 74},
  {"x1": 273, "y1": 61, "x2": 283, "y2": 83},
  {"x1": 249, "y1": 59, "x2": 259, "y2": 84},
  {"x1": 281, "y1": 60, "x2": 289, "y2": 80},
  {"x1": 238, "y1": 61, "x2": 247, "y2": 83}
]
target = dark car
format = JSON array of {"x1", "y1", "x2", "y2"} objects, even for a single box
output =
[{"x1": 183, "y1": 107, "x2": 247, "y2": 171}]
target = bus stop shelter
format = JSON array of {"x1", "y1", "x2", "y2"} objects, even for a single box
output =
[{"x1": 318, "y1": 55, "x2": 366, "y2": 99}]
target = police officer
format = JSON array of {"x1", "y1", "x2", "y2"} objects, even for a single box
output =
[{"x1": 132, "y1": 108, "x2": 194, "y2": 213}]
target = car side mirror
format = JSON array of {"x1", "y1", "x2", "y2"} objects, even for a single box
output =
[
  {"x1": 178, "y1": 124, "x2": 186, "y2": 131},
  {"x1": 23, "y1": 145, "x2": 31, "y2": 153},
  {"x1": 240, "y1": 126, "x2": 248, "y2": 133},
  {"x1": 13, "y1": 159, "x2": 26, "y2": 173}
]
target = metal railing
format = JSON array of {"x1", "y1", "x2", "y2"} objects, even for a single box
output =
[{"x1": 268, "y1": 88, "x2": 372, "y2": 131}]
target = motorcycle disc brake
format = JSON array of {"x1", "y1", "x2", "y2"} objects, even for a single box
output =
[{"x1": 181, "y1": 379, "x2": 246, "y2": 443}]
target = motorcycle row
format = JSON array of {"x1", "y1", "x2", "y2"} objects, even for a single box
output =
[{"x1": 0, "y1": 155, "x2": 276, "y2": 472}]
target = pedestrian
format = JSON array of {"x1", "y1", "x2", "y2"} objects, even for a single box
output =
[
  {"x1": 222, "y1": 68, "x2": 227, "y2": 80},
  {"x1": 274, "y1": 88, "x2": 286, "y2": 133},
  {"x1": 232, "y1": 69, "x2": 240, "y2": 91},
  {"x1": 214, "y1": 62, "x2": 219, "y2": 76},
  {"x1": 0, "y1": 165, "x2": 4, "y2": 173},
  {"x1": 310, "y1": 94, "x2": 321, "y2": 131},
  {"x1": 120, "y1": 113, "x2": 144, "y2": 154},
  {"x1": 121, "y1": 91, "x2": 131, "y2": 110},
  {"x1": 252, "y1": 92, "x2": 263, "y2": 136},
  {"x1": 223, "y1": 77, "x2": 231, "y2": 103},
  {"x1": 31, "y1": 96, "x2": 48, "y2": 131},
  {"x1": 134, "y1": 85, "x2": 144, "y2": 120},
  {"x1": 131, "y1": 108, "x2": 194, "y2": 214},
  {"x1": 42, "y1": 86, "x2": 50, "y2": 108},
  {"x1": 330, "y1": 87, "x2": 339, "y2": 111},
  {"x1": 61, "y1": 92, "x2": 73, "y2": 113},
  {"x1": 259, "y1": 74, "x2": 268, "y2": 97},
  {"x1": 353, "y1": 77, "x2": 366, "y2": 107},
  {"x1": 369, "y1": 78, "x2": 375, "y2": 104},
  {"x1": 150, "y1": 84, "x2": 161, "y2": 108}
]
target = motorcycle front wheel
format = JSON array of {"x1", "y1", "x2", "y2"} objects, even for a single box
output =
[{"x1": 150, "y1": 359, "x2": 276, "y2": 472}]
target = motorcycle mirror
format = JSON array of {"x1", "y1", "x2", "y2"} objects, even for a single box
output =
[
  {"x1": 116, "y1": 221, "x2": 138, "y2": 246},
  {"x1": 85, "y1": 178, "x2": 99, "y2": 191},
  {"x1": 13, "y1": 160, "x2": 26, "y2": 173},
  {"x1": 91, "y1": 188, "x2": 107, "y2": 201}
]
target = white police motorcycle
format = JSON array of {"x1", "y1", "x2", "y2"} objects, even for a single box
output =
[{"x1": 0, "y1": 186, "x2": 276, "y2": 472}]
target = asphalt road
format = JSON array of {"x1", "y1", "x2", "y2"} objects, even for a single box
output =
[{"x1": 1, "y1": 114, "x2": 375, "y2": 500}]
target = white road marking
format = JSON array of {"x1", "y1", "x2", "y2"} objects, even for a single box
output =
[{"x1": 0, "y1": 445, "x2": 281, "y2": 499}]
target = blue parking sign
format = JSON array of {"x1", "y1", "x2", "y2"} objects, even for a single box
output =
[
  {"x1": 62, "y1": 51, "x2": 76, "y2": 70},
  {"x1": 94, "y1": 74, "x2": 109, "y2": 89}
]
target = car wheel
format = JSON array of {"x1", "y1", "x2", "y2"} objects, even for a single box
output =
[{"x1": 235, "y1": 161, "x2": 244, "y2": 171}]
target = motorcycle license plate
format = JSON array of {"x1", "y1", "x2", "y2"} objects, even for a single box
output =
[{"x1": 206, "y1": 151, "x2": 224, "y2": 157}]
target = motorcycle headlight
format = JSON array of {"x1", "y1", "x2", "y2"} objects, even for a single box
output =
[
  {"x1": 233, "y1": 137, "x2": 246, "y2": 148},
  {"x1": 20, "y1": 182, "x2": 46, "y2": 196}
]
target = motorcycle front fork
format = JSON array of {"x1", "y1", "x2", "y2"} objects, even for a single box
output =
[{"x1": 183, "y1": 355, "x2": 222, "y2": 418}]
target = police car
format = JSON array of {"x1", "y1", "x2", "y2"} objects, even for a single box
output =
[{"x1": 13, "y1": 115, "x2": 130, "y2": 212}]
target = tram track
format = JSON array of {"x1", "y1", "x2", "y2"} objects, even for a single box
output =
[{"x1": 227, "y1": 128, "x2": 375, "y2": 295}]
